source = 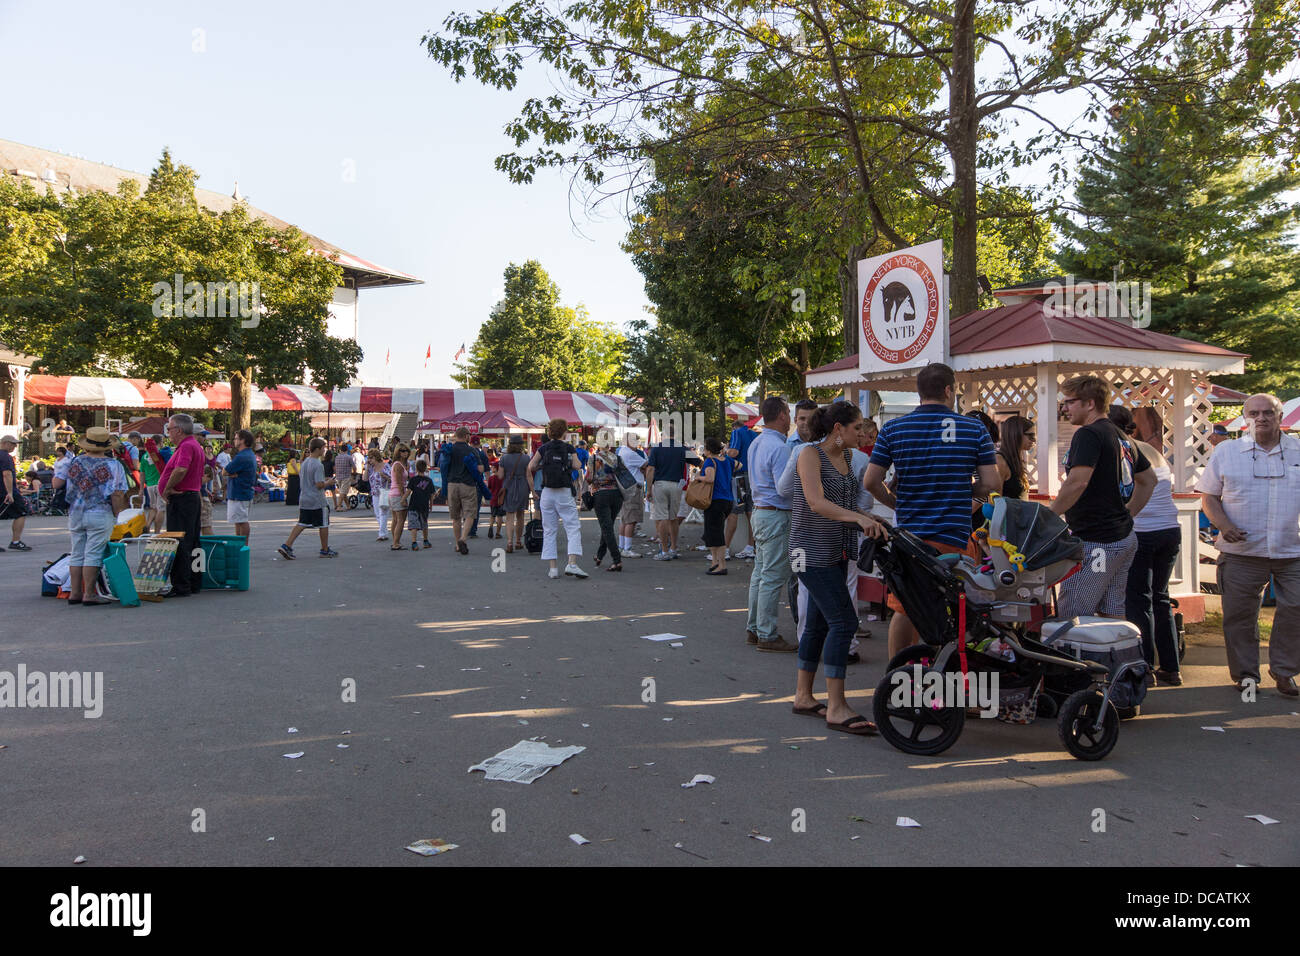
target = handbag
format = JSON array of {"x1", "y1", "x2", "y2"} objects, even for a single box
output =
[
  {"x1": 684, "y1": 468, "x2": 713, "y2": 511},
  {"x1": 581, "y1": 490, "x2": 595, "y2": 510}
]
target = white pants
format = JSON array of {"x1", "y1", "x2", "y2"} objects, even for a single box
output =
[
  {"x1": 540, "y1": 487, "x2": 582, "y2": 560},
  {"x1": 373, "y1": 499, "x2": 390, "y2": 535}
]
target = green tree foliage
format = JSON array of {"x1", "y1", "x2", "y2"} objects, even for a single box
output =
[
  {"x1": 463, "y1": 260, "x2": 625, "y2": 392},
  {"x1": 0, "y1": 150, "x2": 358, "y2": 430},
  {"x1": 1057, "y1": 62, "x2": 1300, "y2": 395}
]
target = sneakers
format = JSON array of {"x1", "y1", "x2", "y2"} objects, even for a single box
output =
[
  {"x1": 376, "y1": 535, "x2": 389, "y2": 541},
  {"x1": 724, "y1": 549, "x2": 733, "y2": 560},
  {"x1": 669, "y1": 549, "x2": 680, "y2": 558},
  {"x1": 620, "y1": 550, "x2": 641, "y2": 559},
  {"x1": 458, "y1": 541, "x2": 469, "y2": 555},
  {"x1": 1154, "y1": 668, "x2": 1182, "y2": 686},
  {"x1": 736, "y1": 545, "x2": 755, "y2": 560},
  {"x1": 564, "y1": 563, "x2": 589, "y2": 578},
  {"x1": 8, "y1": 541, "x2": 31, "y2": 552},
  {"x1": 278, "y1": 544, "x2": 296, "y2": 560},
  {"x1": 653, "y1": 551, "x2": 673, "y2": 561},
  {"x1": 695, "y1": 545, "x2": 708, "y2": 552},
  {"x1": 411, "y1": 541, "x2": 419, "y2": 551},
  {"x1": 422, "y1": 540, "x2": 432, "y2": 549},
  {"x1": 320, "y1": 548, "x2": 339, "y2": 558},
  {"x1": 548, "y1": 567, "x2": 560, "y2": 579}
]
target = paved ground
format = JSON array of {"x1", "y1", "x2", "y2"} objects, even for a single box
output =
[{"x1": 1, "y1": 505, "x2": 1296, "y2": 867}]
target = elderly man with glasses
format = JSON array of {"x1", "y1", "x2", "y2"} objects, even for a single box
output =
[
  {"x1": 1196, "y1": 394, "x2": 1300, "y2": 697},
  {"x1": 156, "y1": 414, "x2": 206, "y2": 598}
]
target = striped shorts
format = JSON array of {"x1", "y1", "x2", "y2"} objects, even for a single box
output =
[{"x1": 1056, "y1": 532, "x2": 1139, "y2": 619}]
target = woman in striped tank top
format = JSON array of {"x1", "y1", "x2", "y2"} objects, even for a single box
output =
[{"x1": 790, "y1": 402, "x2": 888, "y2": 736}]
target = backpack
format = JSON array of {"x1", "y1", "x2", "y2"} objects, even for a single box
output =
[
  {"x1": 611, "y1": 448, "x2": 639, "y2": 491},
  {"x1": 540, "y1": 441, "x2": 573, "y2": 489}
]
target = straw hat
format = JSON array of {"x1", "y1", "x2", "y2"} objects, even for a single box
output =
[{"x1": 82, "y1": 427, "x2": 113, "y2": 450}]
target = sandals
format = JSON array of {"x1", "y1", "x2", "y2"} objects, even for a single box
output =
[
  {"x1": 505, "y1": 544, "x2": 514, "y2": 553},
  {"x1": 792, "y1": 700, "x2": 828, "y2": 718},
  {"x1": 390, "y1": 545, "x2": 404, "y2": 551},
  {"x1": 706, "y1": 566, "x2": 727, "y2": 575},
  {"x1": 827, "y1": 715, "x2": 878, "y2": 736},
  {"x1": 607, "y1": 564, "x2": 622, "y2": 572}
]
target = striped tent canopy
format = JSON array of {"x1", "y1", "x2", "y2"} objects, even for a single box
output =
[
  {"x1": 327, "y1": 388, "x2": 627, "y2": 428},
  {"x1": 727, "y1": 402, "x2": 759, "y2": 420},
  {"x1": 25, "y1": 375, "x2": 329, "y2": 411}
]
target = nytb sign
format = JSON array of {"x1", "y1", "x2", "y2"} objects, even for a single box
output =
[{"x1": 858, "y1": 239, "x2": 948, "y2": 376}]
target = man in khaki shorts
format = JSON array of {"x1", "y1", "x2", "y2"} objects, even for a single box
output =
[
  {"x1": 617, "y1": 439, "x2": 647, "y2": 558},
  {"x1": 437, "y1": 428, "x2": 491, "y2": 554}
]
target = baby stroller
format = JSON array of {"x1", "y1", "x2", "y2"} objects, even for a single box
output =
[
  {"x1": 862, "y1": 497, "x2": 1145, "y2": 761},
  {"x1": 347, "y1": 476, "x2": 372, "y2": 511}
]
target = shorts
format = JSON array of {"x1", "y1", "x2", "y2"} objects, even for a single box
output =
[
  {"x1": 407, "y1": 509, "x2": 429, "y2": 532},
  {"x1": 297, "y1": 507, "x2": 329, "y2": 529},
  {"x1": 0, "y1": 494, "x2": 29, "y2": 520},
  {"x1": 619, "y1": 485, "x2": 645, "y2": 524},
  {"x1": 200, "y1": 496, "x2": 213, "y2": 528},
  {"x1": 146, "y1": 484, "x2": 159, "y2": 509},
  {"x1": 335, "y1": 474, "x2": 353, "y2": 497},
  {"x1": 69, "y1": 509, "x2": 115, "y2": 568},
  {"x1": 652, "y1": 480, "x2": 682, "y2": 519},
  {"x1": 676, "y1": 485, "x2": 693, "y2": 519},
  {"x1": 227, "y1": 498, "x2": 252, "y2": 524},
  {"x1": 887, "y1": 537, "x2": 979, "y2": 614},
  {"x1": 731, "y1": 474, "x2": 753, "y2": 514}
]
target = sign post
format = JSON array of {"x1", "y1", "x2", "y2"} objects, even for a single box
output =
[{"x1": 858, "y1": 239, "x2": 948, "y2": 378}]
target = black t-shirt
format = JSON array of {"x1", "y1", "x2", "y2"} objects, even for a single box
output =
[
  {"x1": 0, "y1": 450, "x2": 16, "y2": 493},
  {"x1": 646, "y1": 444, "x2": 687, "y2": 483},
  {"x1": 407, "y1": 474, "x2": 435, "y2": 512},
  {"x1": 1063, "y1": 419, "x2": 1150, "y2": 543}
]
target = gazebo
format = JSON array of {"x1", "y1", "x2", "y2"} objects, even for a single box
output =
[{"x1": 805, "y1": 284, "x2": 1247, "y2": 614}]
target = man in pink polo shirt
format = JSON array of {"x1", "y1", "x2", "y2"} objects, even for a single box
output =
[{"x1": 157, "y1": 413, "x2": 205, "y2": 597}]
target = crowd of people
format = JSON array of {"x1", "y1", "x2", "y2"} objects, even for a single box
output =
[{"x1": 4, "y1": 368, "x2": 1296, "y2": 713}]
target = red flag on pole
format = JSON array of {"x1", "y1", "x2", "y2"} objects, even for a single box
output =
[
  {"x1": 454, "y1": 343, "x2": 466, "y2": 362},
  {"x1": 385, "y1": 349, "x2": 390, "y2": 366},
  {"x1": 424, "y1": 344, "x2": 432, "y2": 369}
]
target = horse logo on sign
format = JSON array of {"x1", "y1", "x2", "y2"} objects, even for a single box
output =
[{"x1": 861, "y1": 253, "x2": 941, "y2": 365}]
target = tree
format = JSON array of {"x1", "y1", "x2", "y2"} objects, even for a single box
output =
[
  {"x1": 425, "y1": 1, "x2": 1300, "y2": 338},
  {"x1": 614, "y1": 314, "x2": 747, "y2": 436},
  {"x1": 464, "y1": 260, "x2": 623, "y2": 391},
  {"x1": 0, "y1": 150, "x2": 359, "y2": 431},
  {"x1": 1057, "y1": 64, "x2": 1300, "y2": 394}
]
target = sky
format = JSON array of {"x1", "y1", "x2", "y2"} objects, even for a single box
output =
[{"x1": 0, "y1": 0, "x2": 652, "y2": 390}]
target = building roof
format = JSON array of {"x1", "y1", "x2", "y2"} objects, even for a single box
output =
[
  {"x1": 806, "y1": 300, "x2": 1246, "y2": 388},
  {"x1": 0, "y1": 138, "x2": 420, "y2": 289}
]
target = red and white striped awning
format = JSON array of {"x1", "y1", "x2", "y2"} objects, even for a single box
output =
[
  {"x1": 25, "y1": 375, "x2": 329, "y2": 411},
  {"x1": 327, "y1": 388, "x2": 628, "y2": 428},
  {"x1": 727, "y1": 402, "x2": 759, "y2": 420}
]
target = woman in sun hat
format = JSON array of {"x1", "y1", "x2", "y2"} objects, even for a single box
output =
[{"x1": 51, "y1": 427, "x2": 128, "y2": 606}]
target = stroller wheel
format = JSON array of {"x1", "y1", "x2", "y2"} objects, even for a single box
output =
[
  {"x1": 873, "y1": 665, "x2": 966, "y2": 756},
  {"x1": 1035, "y1": 693, "x2": 1059, "y2": 720},
  {"x1": 886, "y1": 644, "x2": 938, "y2": 672},
  {"x1": 1058, "y1": 689, "x2": 1119, "y2": 761}
]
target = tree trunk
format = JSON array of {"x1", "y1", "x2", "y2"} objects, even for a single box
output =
[
  {"x1": 799, "y1": 341, "x2": 811, "y2": 399},
  {"x1": 948, "y1": 0, "x2": 980, "y2": 319},
  {"x1": 838, "y1": 242, "x2": 868, "y2": 359},
  {"x1": 229, "y1": 367, "x2": 253, "y2": 434},
  {"x1": 717, "y1": 372, "x2": 726, "y2": 438}
]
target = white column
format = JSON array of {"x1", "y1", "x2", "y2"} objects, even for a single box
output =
[
  {"x1": 12, "y1": 367, "x2": 26, "y2": 431},
  {"x1": 1035, "y1": 362, "x2": 1060, "y2": 495},
  {"x1": 1171, "y1": 369, "x2": 1192, "y2": 492}
]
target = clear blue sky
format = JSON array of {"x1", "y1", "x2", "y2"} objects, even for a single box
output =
[{"x1": 0, "y1": 0, "x2": 651, "y2": 389}]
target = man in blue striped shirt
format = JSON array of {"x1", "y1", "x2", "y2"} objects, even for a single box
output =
[{"x1": 864, "y1": 363, "x2": 1002, "y2": 659}]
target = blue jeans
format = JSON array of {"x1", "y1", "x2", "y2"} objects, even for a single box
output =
[
  {"x1": 1125, "y1": 527, "x2": 1181, "y2": 671},
  {"x1": 797, "y1": 561, "x2": 856, "y2": 679},
  {"x1": 746, "y1": 508, "x2": 791, "y2": 641}
]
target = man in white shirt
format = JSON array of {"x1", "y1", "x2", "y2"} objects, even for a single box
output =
[
  {"x1": 1196, "y1": 393, "x2": 1300, "y2": 697},
  {"x1": 745, "y1": 397, "x2": 796, "y2": 652},
  {"x1": 616, "y1": 438, "x2": 648, "y2": 557}
]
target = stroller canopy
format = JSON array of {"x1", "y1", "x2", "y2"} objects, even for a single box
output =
[{"x1": 992, "y1": 498, "x2": 1082, "y2": 571}]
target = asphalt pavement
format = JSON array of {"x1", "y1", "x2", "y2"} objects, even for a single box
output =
[{"x1": 1, "y1": 503, "x2": 1296, "y2": 866}]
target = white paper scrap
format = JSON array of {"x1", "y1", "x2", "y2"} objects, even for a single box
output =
[
  {"x1": 1244, "y1": 814, "x2": 1279, "y2": 825},
  {"x1": 1201, "y1": 726, "x2": 1225, "y2": 732},
  {"x1": 569, "y1": 834, "x2": 591, "y2": 845},
  {"x1": 669, "y1": 642, "x2": 684, "y2": 648},
  {"x1": 468, "y1": 740, "x2": 586, "y2": 784},
  {"x1": 287, "y1": 728, "x2": 299, "y2": 734},
  {"x1": 750, "y1": 834, "x2": 772, "y2": 843},
  {"x1": 461, "y1": 667, "x2": 482, "y2": 672},
  {"x1": 282, "y1": 752, "x2": 305, "y2": 759},
  {"x1": 405, "y1": 838, "x2": 458, "y2": 856},
  {"x1": 681, "y1": 774, "x2": 715, "y2": 788},
  {"x1": 73, "y1": 855, "x2": 87, "y2": 864},
  {"x1": 640, "y1": 633, "x2": 687, "y2": 642},
  {"x1": 896, "y1": 817, "x2": 922, "y2": 828},
  {"x1": 337, "y1": 743, "x2": 349, "y2": 749}
]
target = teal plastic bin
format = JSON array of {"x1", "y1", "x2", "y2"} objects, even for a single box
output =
[{"x1": 198, "y1": 535, "x2": 251, "y2": 591}]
